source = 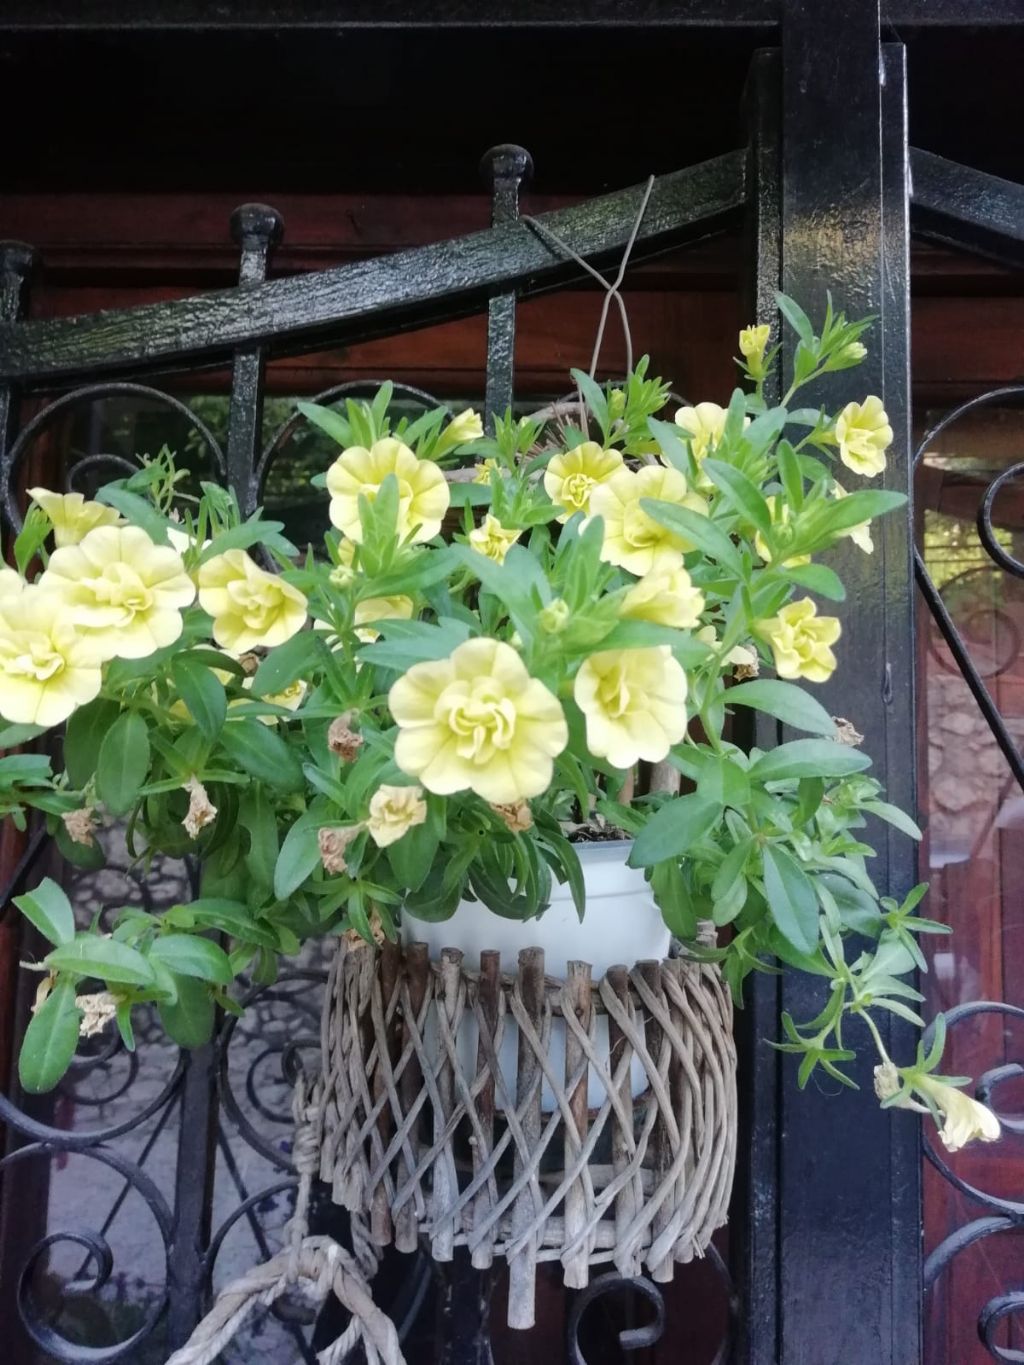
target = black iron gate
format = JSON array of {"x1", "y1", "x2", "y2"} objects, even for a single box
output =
[{"x1": 0, "y1": 6, "x2": 1022, "y2": 1362}]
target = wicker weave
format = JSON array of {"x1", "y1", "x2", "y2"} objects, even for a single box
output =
[{"x1": 318, "y1": 939, "x2": 737, "y2": 1329}]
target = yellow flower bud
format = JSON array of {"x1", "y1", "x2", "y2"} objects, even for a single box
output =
[
  {"x1": 835, "y1": 396, "x2": 892, "y2": 477},
  {"x1": 753, "y1": 496, "x2": 811, "y2": 568},
  {"x1": 538, "y1": 598, "x2": 571, "y2": 634},
  {"x1": 389, "y1": 638, "x2": 568, "y2": 804},
  {"x1": 574, "y1": 645, "x2": 688, "y2": 769},
  {"x1": 434, "y1": 407, "x2": 484, "y2": 456},
  {"x1": 543, "y1": 442, "x2": 623, "y2": 523},
  {"x1": 28, "y1": 488, "x2": 122, "y2": 547},
  {"x1": 756, "y1": 597, "x2": 840, "y2": 683},
  {"x1": 325, "y1": 438, "x2": 449, "y2": 544},
  {"x1": 738, "y1": 324, "x2": 771, "y2": 362},
  {"x1": 468, "y1": 514, "x2": 521, "y2": 564},
  {"x1": 366, "y1": 783, "x2": 429, "y2": 848}
]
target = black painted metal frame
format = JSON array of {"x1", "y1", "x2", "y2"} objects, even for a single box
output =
[{"x1": 1, "y1": 4, "x2": 1024, "y2": 1361}]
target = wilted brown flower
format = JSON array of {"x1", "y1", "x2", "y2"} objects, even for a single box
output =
[
  {"x1": 62, "y1": 805, "x2": 97, "y2": 847},
  {"x1": 182, "y1": 777, "x2": 218, "y2": 838},
  {"x1": 833, "y1": 717, "x2": 864, "y2": 747},
  {"x1": 328, "y1": 713, "x2": 363, "y2": 763},
  {"x1": 492, "y1": 800, "x2": 534, "y2": 833},
  {"x1": 77, "y1": 990, "x2": 118, "y2": 1038},
  {"x1": 318, "y1": 824, "x2": 362, "y2": 875}
]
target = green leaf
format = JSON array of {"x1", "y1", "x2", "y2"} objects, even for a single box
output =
[
  {"x1": 357, "y1": 617, "x2": 472, "y2": 671},
  {"x1": 18, "y1": 979, "x2": 81, "y2": 1093},
  {"x1": 198, "y1": 518, "x2": 296, "y2": 564},
  {"x1": 64, "y1": 697, "x2": 121, "y2": 788},
  {"x1": 628, "y1": 793, "x2": 722, "y2": 868},
  {"x1": 47, "y1": 934, "x2": 155, "y2": 987},
  {"x1": 96, "y1": 712, "x2": 151, "y2": 815},
  {"x1": 862, "y1": 800, "x2": 923, "y2": 841},
  {"x1": 776, "y1": 440, "x2": 804, "y2": 510},
  {"x1": 816, "y1": 872, "x2": 883, "y2": 937},
  {"x1": 726, "y1": 680, "x2": 837, "y2": 737},
  {"x1": 159, "y1": 974, "x2": 216, "y2": 1050},
  {"x1": 14, "y1": 508, "x2": 51, "y2": 576},
  {"x1": 14, "y1": 877, "x2": 75, "y2": 946},
  {"x1": 640, "y1": 499, "x2": 744, "y2": 578},
  {"x1": 780, "y1": 563, "x2": 846, "y2": 602},
  {"x1": 251, "y1": 630, "x2": 325, "y2": 698},
  {"x1": 0, "y1": 753, "x2": 52, "y2": 784},
  {"x1": 219, "y1": 719, "x2": 303, "y2": 791},
  {"x1": 95, "y1": 487, "x2": 172, "y2": 545},
  {"x1": 274, "y1": 812, "x2": 324, "y2": 900},
  {"x1": 387, "y1": 818, "x2": 440, "y2": 895},
  {"x1": 239, "y1": 785, "x2": 278, "y2": 891},
  {"x1": 297, "y1": 399, "x2": 351, "y2": 448},
  {"x1": 171, "y1": 657, "x2": 227, "y2": 741},
  {"x1": 149, "y1": 934, "x2": 234, "y2": 984},
  {"x1": 0, "y1": 722, "x2": 46, "y2": 748},
  {"x1": 776, "y1": 292, "x2": 815, "y2": 348},
  {"x1": 762, "y1": 844, "x2": 819, "y2": 955},
  {"x1": 704, "y1": 459, "x2": 772, "y2": 535},
  {"x1": 749, "y1": 739, "x2": 871, "y2": 782},
  {"x1": 649, "y1": 859, "x2": 698, "y2": 938},
  {"x1": 570, "y1": 367, "x2": 610, "y2": 438}
]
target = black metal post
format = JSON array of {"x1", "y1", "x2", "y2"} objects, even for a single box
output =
[
  {"x1": 481, "y1": 144, "x2": 532, "y2": 428},
  {"x1": 226, "y1": 202, "x2": 283, "y2": 513},
  {"x1": 764, "y1": 5, "x2": 920, "y2": 1363}
]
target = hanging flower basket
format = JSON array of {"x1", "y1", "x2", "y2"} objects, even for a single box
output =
[{"x1": 317, "y1": 936, "x2": 737, "y2": 1330}]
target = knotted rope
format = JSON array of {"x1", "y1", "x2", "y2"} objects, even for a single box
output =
[{"x1": 165, "y1": 1073, "x2": 397, "y2": 1365}]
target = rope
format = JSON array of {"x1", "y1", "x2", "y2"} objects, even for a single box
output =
[{"x1": 164, "y1": 1236, "x2": 405, "y2": 1365}]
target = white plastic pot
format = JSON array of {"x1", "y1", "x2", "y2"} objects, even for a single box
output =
[{"x1": 401, "y1": 839, "x2": 671, "y2": 1109}]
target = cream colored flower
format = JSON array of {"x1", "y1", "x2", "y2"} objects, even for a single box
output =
[
  {"x1": 831, "y1": 481, "x2": 874, "y2": 554},
  {"x1": 674, "y1": 402, "x2": 730, "y2": 461},
  {"x1": 621, "y1": 565, "x2": 705, "y2": 629},
  {"x1": 28, "y1": 488, "x2": 122, "y2": 547},
  {"x1": 326, "y1": 438, "x2": 449, "y2": 544},
  {"x1": 366, "y1": 783, "x2": 428, "y2": 848},
  {"x1": 390, "y1": 637, "x2": 568, "y2": 803},
  {"x1": 468, "y1": 515, "x2": 521, "y2": 564},
  {"x1": 757, "y1": 598, "x2": 840, "y2": 683},
  {"x1": 754, "y1": 496, "x2": 811, "y2": 567},
  {"x1": 835, "y1": 396, "x2": 892, "y2": 477},
  {"x1": 39, "y1": 525, "x2": 195, "y2": 661},
  {"x1": 354, "y1": 594, "x2": 414, "y2": 643},
  {"x1": 543, "y1": 442, "x2": 623, "y2": 522},
  {"x1": 0, "y1": 587, "x2": 103, "y2": 728},
  {"x1": 182, "y1": 776, "x2": 217, "y2": 838},
  {"x1": 574, "y1": 646, "x2": 688, "y2": 769},
  {"x1": 588, "y1": 465, "x2": 709, "y2": 576},
  {"x1": 0, "y1": 567, "x2": 24, "y2": 601},
  {"x1": 244, "y1": 675, "x2": 307, "y2": 723},
  {"x1": 916, "y1": 1074, "x2": 1001, "y2": 1153},
  {"x1": 197, "y1": 549, "x2": 307, "y2": 654},
  {"x1": 472, "y1": 458, "x2": 502, "y2": 486},
  {"x1": 738, "y1": 325, "x2": 771, "y2": 362}
]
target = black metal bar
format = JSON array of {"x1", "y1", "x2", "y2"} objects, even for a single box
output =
[
  {"x1": 1, "y1": 0, "x2": 1022, "y2": 28},
  {"x1": 738, "y1": 46, "x2": 782, "y2": 1365},
  {"x1": 165, "y1": 1046, "x2": 220, "y2": 1351},
  {"x1": 0, "y1": 153, "x2": 746, "y2": 385},
  {"x1": 0, "y1": 242, "x2": 35, "y2": 529},
  {"x1": 226, "y1": 203, "x2": 283, "y2": 514},
  {"x1": 910, "y1": 148, "x2": 1024, "y2": 272},
  {"x1": 774, "y1": 5, "x2": 920, "y2": 1362},
  {"x1": 482, "y1": 145, "x2": 532, "y2": 427}
]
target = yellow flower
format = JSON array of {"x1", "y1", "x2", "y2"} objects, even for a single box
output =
[
  {"x1": 435, "y1": 407, "x2": 484, "y2": 456},
  {"x1": 198, "y1": 549, "x2": 307, "y2": 653},
  {"x1": 835, "y1": 396, "x2": 892, "y2": 477},
  {"x1": 468, "y1": 514, "x2": 521, "y2": 564},
  {"x1": 0, "y1": 567, "x2": 24, "y2": 601},
  {"x1": 915, "y1": 1074, "x2": 1001, "y2": 1153},
  {"x1": 354, "y1": 594, "x2": 414, "y2": 643},
  {"x1": 326, "y1": 438, "x2": 449, "y2": 544},
  {"x1": 588, "y1": 465, "x2": 709, "y2": 576},
  {"x1": 575, "y1": 646, "x2": 688, "y2": 768},
  {"x1": 753, "y1": 496, "x2": 811, "y2": 567},
  {"x1": 757, "y1": 597, "x2": 840, "y2": 683},
  {"x1": 0, "y1": 587, "x2": 103, "y2": 728},
  {"x1": 28, "y1": 488, "x2": 122, "y2": 547},
  {"x1": 673, "y1": 402, "x2": 729, "y2": 461},
  {"x1": 389, "y1": 637, "x2": 568, "y2": 803},
  {"x1": 831, "y1": 481, "x2": 874, "y2": 554},
  {"x1": 472, "y1": 458, "x2": 502, "y2": 486},
  {"x1": 543, "y1": 442, "x2": 623, "y2": 522},
  {"x1": 366, "y1": 783, "x2": 429, "y2": 848},
  {"x1": 738, "y1": 324, "x2": 771, "y2": 361},
  {"x1": 39, "y1": 525, "x2": 195, "y2": 661},
  {"x1": 243, "y1": 675, "x2": 307, "y2": 723},
  {"x1": 621, "y1": 566, "x2": 705, "y2": 629}
]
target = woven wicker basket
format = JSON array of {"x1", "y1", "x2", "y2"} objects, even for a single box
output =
[{"x1": 318, "y1": 938, "x2": 738, "y2": 1329}]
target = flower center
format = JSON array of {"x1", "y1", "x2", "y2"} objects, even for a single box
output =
[
  {"x1": 229, "y1": 578, "x2": 282, "y2": 629},
  {"x1": 89, "y1": 564, "x2": 154, "y2": 619},
  {"x1": 622, "y1": 503, "x2": 660, "y2": 550},
  {"x1": 4, "y1": 635, "x2": 65, "y2": 682},
  {"x1": 563, "y1": 472, "x2": 594, "y2": 509},
  {"x1": 596, "y1": 662, "x2": 635, "y2": 719},
  {"x1": 441, "y1": 679, "x2": 517, "y2": 763}
]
